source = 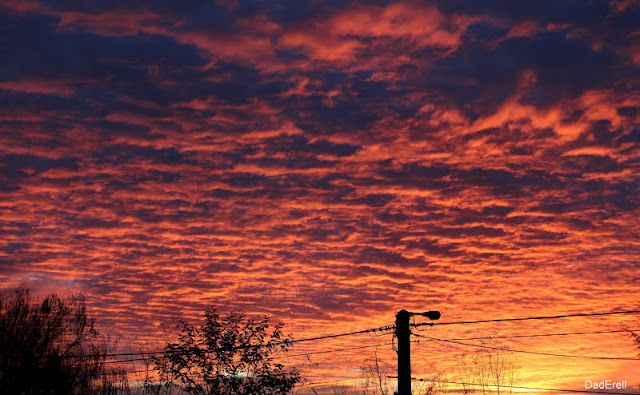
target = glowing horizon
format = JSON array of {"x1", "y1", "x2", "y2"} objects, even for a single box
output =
[{"x1": 1, "y1": 0, "x2": 639, "y2": 393}]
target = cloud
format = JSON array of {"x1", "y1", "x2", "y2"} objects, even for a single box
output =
[{"x1": 1, "y1": 0, "x2": 639, "y2": 387}]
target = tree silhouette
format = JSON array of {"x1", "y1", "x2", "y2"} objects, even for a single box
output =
[
  {"x1": 359, "y1": 351, "x2": 394, "y2": 395},
  {"x1": 631, "y1": 331, "x2": 640, "y2": 354},
  {"x1": 0, "y1": 288, "x2": 108, "y2": 394},
  {"x1": 455, "y1": 340, "x2": 519, "y2": 395},
  {"x1": 155, "y1": 309, "x2": 301, "y2": 394},
  {"x1": 327, "y1": 351, "x2": 442, "y2": 395}
]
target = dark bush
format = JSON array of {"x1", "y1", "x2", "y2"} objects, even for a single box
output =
[
  {"x1": 155, "y1": 309, "x2": 301, "y2": 394},
  {"x1": 0, "y1": 288, "x2": 108, "y2": 394}
]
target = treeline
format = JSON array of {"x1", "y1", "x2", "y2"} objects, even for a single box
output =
[
  {"x1": 4, "y1": 288, "x2": 637, "y2": 395},
  {"x1": 0, "y1": 288, "x2": 126, "y2": 394},
  {"x1": 0, "y1": 288, "x2": 299, "y2": 395},
  {"x1": 0, "y1": 287, "x2": 521, "y2": 395}
]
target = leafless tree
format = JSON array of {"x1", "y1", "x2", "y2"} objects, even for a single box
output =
[
  {"x1": 330, "y1": 384, "x2": 353, "y2": 395},
  {"x1": 454, "y1": 340, "x2": 519, "y2": 395}
]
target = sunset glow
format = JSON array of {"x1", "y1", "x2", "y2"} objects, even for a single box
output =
[{"x1": 1, "y1": 0, "x2": 639, "y2": 393}]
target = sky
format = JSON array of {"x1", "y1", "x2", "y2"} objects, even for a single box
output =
[{"x1": 1, "y1": 0, "x2": 640, "y2": 393}]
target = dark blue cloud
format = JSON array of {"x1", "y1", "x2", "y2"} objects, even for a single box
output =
[
  {"x1": 416, "y1": 30, "x2": 622, "y2": 118},
  {"x1": 417, "y1": 41, "x2": 519, "y2": 119},
  {"x1": 252, "y1": 157, "x2": 339, "y2": 169},
  {"x1": 350, "y1": 246, "x2": 428, "y2": 267},
  {"x1": 617, "y1": 106, "x2": 640, "y2": 118},
  {"x1": 3, "y1": 21, "x2": 206, "y2": 81},
  {"x1": 436, "y1": 0, "x2": 610, "y2": 27},
  {"x1": 1, "y1": 154, "x2": 79, "y2": 179},
  {"x1": 333, "y1": 193, "x2": 396, "y2": 207},
  {"x1": 203, "y1": 63, "x2": 293, "y2": 105},
  {"x1": 85, "y1": 120, "x2": 151, "y2": 138},
  {"x1": 617, "y1": 128, "x2": 640, "y2": 144},
  {"x1": 263, "y1": 134, "x2": 360, "y2": 157},
  {"x1": 507, "y1": 32, "x2": 620, "y2": 107},
  {"x1": 1, "y1": 10, "x2": 213, "y2": 111},
  {"x1": 403, "y1": 238, "x2": 462, "y2": 257},
  {"x1": 277, "y1": 72, "x2": 389, "y2": 135},
  {"x1": 93, "y1": 144, "x2": 195, "y2": 165},
  {"x1": 464, "y1": 22, "x2": 509, "y2": 42},
  {"x1": 431, "y1": 225, "x2": 507, "y2": 238},
  {"x1": 0, "y1": 91, "x2": 93, "y2": 115}
]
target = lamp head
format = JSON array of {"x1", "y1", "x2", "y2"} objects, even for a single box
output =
[{"x1": 419, "y1": 311, "x2": 440, "y2": 320}]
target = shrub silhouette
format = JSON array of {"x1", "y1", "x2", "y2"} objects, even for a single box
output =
[
  {"x1": 155, "y1": 309, "x2": 301, "y2": 394},
  {"x1": 0, "y1": 288, "x2": 107, "y2": 394}
]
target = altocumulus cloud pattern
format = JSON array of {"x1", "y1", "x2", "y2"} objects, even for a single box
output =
[{"x1": 1, "y1": 0, "x2": 639, "y2": 389}]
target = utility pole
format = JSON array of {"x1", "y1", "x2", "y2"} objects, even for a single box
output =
[
  {"x1": 396, "y1": 309, "x2": 411, "y2": 395},
  {"x1": 396, "y1": 310, "x2": 441, "y2": 395}
]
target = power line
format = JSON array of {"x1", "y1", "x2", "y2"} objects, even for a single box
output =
[
  {"x1": 101, "y1": 356, "x2": 156, "y2": 365},
  {"x1": 305, "y1": 378, "x2": 363, "y2": 389},
  {"x1": 415, "y1": 328, "x2": 640, "y2": 341},
  {"x1": 287, "y1": 324, "x2": 394, "y2": 345},
  {"x1": 99, "y1": 342, "x2": 396, "y2": 365},
  {"x1": 66, "y1": 324, "x2": 395, "y2": 359},
  {"x1": 71, "y1": 350, "x2": 163, "y2": 358},
  {"x1": 64, "y1": 309, "x2": 640, "y2": 359},
  {"x1": 419, "y1": 309, "x2": 640, "y2": 327},
  {"x1": 65, "y1": 325, "x2": 394, "y2": 362},
  {"x1": 284, "y1": 342, "x2": 394, "y2": 358},
  {"x1": 414, "y1": 334, "x2": 640, "y2": 360},
  {"x1": 103, "y1": 341, "x2": 398, "y2": 365},
  {"x1": 97, "y1": 368, "x2": 153, "y2": 377}
]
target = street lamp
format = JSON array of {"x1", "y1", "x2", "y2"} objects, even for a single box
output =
[
  {"x1": 396, "y1": 310, "x2": 440, "y2": 395},
  {"x1": 409, "y1": 311, "x2": 441, "y2": 320}
]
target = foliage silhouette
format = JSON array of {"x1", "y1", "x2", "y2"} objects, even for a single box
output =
[
  {"x1": 155, "y1": 309, "x2": 301, "y2": 394},
  {"x1": 0, "y1": 288, "x2": 109, "y2": 394}
]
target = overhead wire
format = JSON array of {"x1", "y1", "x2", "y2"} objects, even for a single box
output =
[
  {"x1": 100, "y1": 341, "x2": 396, "y2": 365},
  {"x1": 304, "y1": 378, "x2": 359, "y2": 389},
  {"x1": 413, "y1": 334, "x2": 640, "y2": 360},
  {"x1": 86, "y1": 310, "x2": 640, "y2": 390},
  {"x1": 284, "y1": 342, "x2": 394, "y2": 358},
  {"x1": 63, "y1": 323, "x2": 396, "y2": 359},
  {"x1": 413, "y1": 328, "x2": 640, "y2": 341},
  {"x1": 420, "y1": 309, "x2": 640, "y2": 327},
  {"x1": 63, "y1": 309, "x2": 640, "y2": 360}
]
